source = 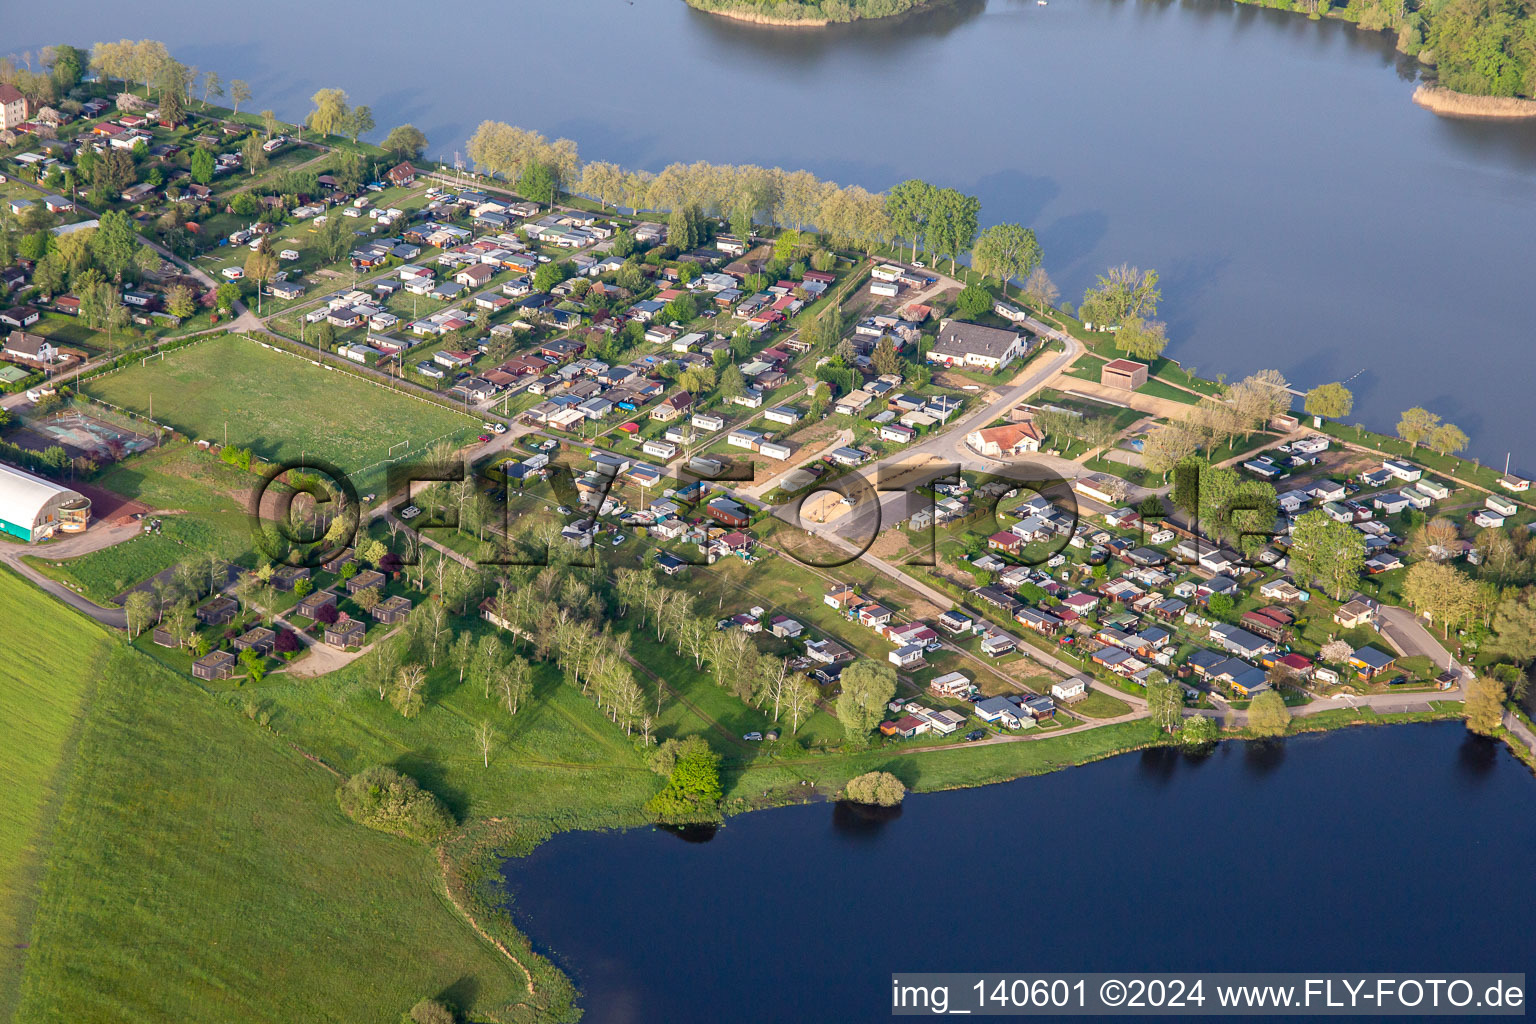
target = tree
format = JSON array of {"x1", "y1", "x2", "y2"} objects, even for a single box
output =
[
  {"x1": 391, "y1": 664, "x2": 426, "y2": 718},
  {"x1": 519, "y1": 161, "x2": 558, "y2": 208},
  {"x1": 843, "y1": 771, "x2": 906, "y2": 806},
  {"x1": 871, "y1": 336, "x2": 903, "y2": 377},
  {"x1": 836, "y1": 660, "x2": 897, "y2": 740},
  {"x1": 382, "y1": 123, "x2": 428, "y2": 161},
  {"x1": 1116, "y1": 316, "x2": 1169, "y2": 361},
  {"x1": 1207, "y1": 592, "x2": 1235, "y2": 620},
  {"x1": 885, "y1": 179, "x2": 936, "y2": 260},
  {"x1": 239, "y1": 647, "x2": 267, "y2": 684},
  {"x1": 165, "y1": 283, "x2": 198, "y2": 319},
  {"x1": 1463, "y1": 675, "x2": 1507, "y2": 737},
  {"x1": 1196, "y1": 465, "x2": 1277, "y2": 557},
  {"x1": 91, "y1": 210, "x2": 140, "y2": 283},
  {"x1": 955, "y1": 283, "x2": 992, "y2": 319},
  {"x1": 1397, "y1": 406, "x2": 1441, "y2": 449},
  {"x1": 1287, "y1": 510, "x2": 1366, "y2": 600},
  {"x1": 1490, "y1": 587, "x2": 1536, "y2": 664},
  {"x1": 244, "y1": 249, "x2": 279, "y2": 305},
  {"x1": 496, "y1": 658, "x2": 532, "y2": 717},
  {"x1": 316, "y1": 213, "x2": 353, "y2": 264},
  {"x1": 1304, "y1": 382, "x2": 1354, "y2": 420},
  {"x1": 784, "y1": 676, "x2": 819, "y2": 733},
  {"x1": 1022, "y1": 267, "x2": 1059, "y2": 311},
  {"x1": 230, "y1": 79, "x2": 252, "y2": 116},
  {"x1": 1178, "y1": 714, "x2": 1219, "y2": 748},
  {"x1": 1430, "y1": 422, "x2": 1469, "y2": 457},
  {"x1": 474, "y1": 719, "x2": 497, "y2": 768},
  {"x1": 972, "y1": 223, "x2": 1042, "y2": 296},
  {"x1": 155, "y1": 60, "x2": 186, "y2": 126},
  {"x1": 261, "y1": 109, "x2": 278, "y2": 139},
  {"x1": 190, "y1": 147, "x2": 215, "y2": 185},
  {"x1": 1247, "y1": 690, "x2": 1292, "y2": 737},
  {"x1": 1407, "y1": 515, "x2": 1461, "y2": 562},
  {"x1": 124, "y1": 590, "x2": 155, "y2": 638},
  {"x1": 307, "y1": 88, "x2": 350, "y2": 137},
  {"x1": 1403, "y1": 561, "x2": 1479, "y2": 638},
  {"x1": 1080, "y1": 264, "x2": 1159, "y2": 327},
  {"x1": 241, "y1": 132, "x2": 268, "y2": 176},
  {"x1": 200, "y1": 70, "x2": 222, "y2": 109},
  {"x1": 344, "y1": 104, "x2": 374, "y2": 144},
  {"x1": 1145, "y1": 679, "x2": 1184, "y2": 733}
]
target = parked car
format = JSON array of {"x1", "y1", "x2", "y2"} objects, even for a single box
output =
[
  {"x1": 743, "y1": 732, "x2": 763, "y2": 741},
  {"x1": 965, "y1": 730, "x2": 985, "y2": 742},
  {"x1": 399, "y1": 505, "x2": 421, "y2": 520}
]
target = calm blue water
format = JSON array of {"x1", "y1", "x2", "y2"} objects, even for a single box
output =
[
  {"x1": 505, "y1": 723, "x2": 1535, "y2": 1023},
  {"x1": 13, "y1": 0, "x2": 1536, "y2": 468}
]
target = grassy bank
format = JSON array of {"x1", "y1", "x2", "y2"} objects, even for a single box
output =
[
  {"x1": 10, "y1": 641, "x2": 554, "y2": 1022},
  {"x1": 0, "y1": 569, "x2": 111, "y2": 1020}
]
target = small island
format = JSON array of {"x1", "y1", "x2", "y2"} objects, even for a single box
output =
[{"x1": 685, "y1": 0, "x2": 939, "y2": 26}]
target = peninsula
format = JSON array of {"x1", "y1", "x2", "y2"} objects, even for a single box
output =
[{"x1": 684, "y1": 0, "x2": 938, "y2": 25}]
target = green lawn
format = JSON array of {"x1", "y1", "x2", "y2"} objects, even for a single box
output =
[
  {"x1": 1071, "y1": 688, "x2": 1133, "y2": 719},
  {"x1": 0, "y1": 569, "x2": 112, "y2": 1018},
  {"x1": 81, "y1": 334, "x2": 480, "y2": 493},
  {"x1": 13, "y1": 641, "x2": 553, "y2": 1023},
  {"x1": 93, "y1": 442, "x2": 253, "y2": 514},
  {"x1": 22, "y1": 513, "x2": 252, "y2": 604}
]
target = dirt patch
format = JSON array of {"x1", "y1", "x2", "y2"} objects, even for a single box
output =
[{"x1": 72, "y1": 481, "x2": 152, "y2": 524}]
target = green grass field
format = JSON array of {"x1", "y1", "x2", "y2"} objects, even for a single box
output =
[
  {"x1": 22, "y1": 513, "x2": 252, "y2": 604},
  {"x1": 0, "y1": 569, "x2": 112, "y2": 1019},
  {"x1": 82, "y1": 335, "x2": 480, "y2": 490},
  {"x1": 11, "y1": 641, "x2": 543, "y2": 1023}
]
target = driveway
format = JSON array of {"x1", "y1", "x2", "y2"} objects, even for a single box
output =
[{"x1": 0, "y1": 522, "x2": 141, "y2": 628}]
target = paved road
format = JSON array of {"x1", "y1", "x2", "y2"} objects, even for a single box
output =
[
  {"x1": 0, "y1": 522, "x2": 138, "y2": 628},
  {"x1": 1377, "y1": 603, "x2": 1463, "y2": 675}
]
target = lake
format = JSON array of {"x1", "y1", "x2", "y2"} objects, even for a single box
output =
[
  {"x1": 13, "y1": 0, "x2": 1536, "y2": 465},
  {"x1": 505, "y1": 723, "x2": 1535, "y2": 1023}
]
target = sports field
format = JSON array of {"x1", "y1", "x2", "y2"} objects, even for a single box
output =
[
  {"x1": 0, "y1": 568, "x2": 112, "y2": 1018},
  {"x1": 83, "y1": 335, "x2": 478, "y2": 489}
]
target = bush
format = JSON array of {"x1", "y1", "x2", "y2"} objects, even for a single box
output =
[
  {"x1": 336, "y1": 766, "x2": 455, "y2": 843},
  {"x1": 842, "y1": 770, "x2": 905, "y2": 806},
  {"x1": 644, "y1": 736, "x2": 722, "y2": 824},
  {"x1": 407, "y1": 998, "x2": 457, "y2": 1024}
]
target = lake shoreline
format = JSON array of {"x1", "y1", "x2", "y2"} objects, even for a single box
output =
[
  {"x1": 482, "y1": 708, "x2": 1488, "y2": 1018},
  {"x1": 1412, "y1": 85, "x2": 1536, "y2": 119},
  {"x1": 683, "y1": 0, "x2": 942, "y2": 28}
]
